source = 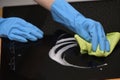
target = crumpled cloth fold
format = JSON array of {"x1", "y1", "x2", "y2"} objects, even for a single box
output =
[{"x1": 74, "y1": 32, "x2": 120, "y2": 57}]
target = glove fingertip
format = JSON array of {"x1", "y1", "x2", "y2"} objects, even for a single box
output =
[
  {"x1": 9, "y1": 36, "x2": 28, "y2": 43},
  {"x1": 105, "y1": 40, "x2": 110, "y2": 52},
  {"x1": 91, "y1": 39, "x2": 99, "y2": 52},
  {"x1": 38, "y1": 34, "x2": 43, "y2": 39},
  {"x1": 38, "y1": 29, "x2": 44, "y2": 35},
  {"x1": 92, "y1": 45, "x2": 97, "y2": 52},
  {"x1": 20, "y1": 40, "x2": 28, "y2": 43},
  {"x1": 15, "y1": 38, "x2": 28, "y2": 43}
]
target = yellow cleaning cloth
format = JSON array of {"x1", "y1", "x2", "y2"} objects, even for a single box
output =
[{"x1": 74, "y1": 32, "x2": 120, "y2": 57}]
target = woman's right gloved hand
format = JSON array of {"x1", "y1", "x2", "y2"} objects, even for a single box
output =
[
  {"x1": 50, "y1": 0, "x2": 110, "y2": 52},
  {"x1": 0, "y1": 17, "x2": 44, "y2": 42}
]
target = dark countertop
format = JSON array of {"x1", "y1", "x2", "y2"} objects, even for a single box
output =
[{"x1": 1, "y1": 32, "x2": 120, "y2": 80}]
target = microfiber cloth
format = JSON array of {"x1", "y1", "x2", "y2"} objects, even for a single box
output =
[{"x1": 74, "y1": 32, "x2": 120, "y2": 57}]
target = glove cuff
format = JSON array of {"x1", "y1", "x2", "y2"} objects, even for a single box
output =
[
  {"x1": 0, "y1": 18, "x2": 6, "y2": 37},
  {"x1": 0, "y1": 18, "x2": 14, "y2": 37},
  {"x1": 0, "y1": 17, "x2": 4, "y2": 22},
  {"x1": 51, "y1": 0, "x2": 85, "y2": 31}
]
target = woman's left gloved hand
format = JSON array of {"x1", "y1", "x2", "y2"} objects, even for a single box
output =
[{"x1": 0, "y1": 17, "x2": 44, "y2": 42}]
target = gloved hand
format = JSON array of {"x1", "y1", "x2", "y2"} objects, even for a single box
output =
[
  {"x1": 0, "y1": 17, "x2": 43, "y2": 42},
  {"x1": 51, "y1": 0, "x2": 110, "y2": 52}
]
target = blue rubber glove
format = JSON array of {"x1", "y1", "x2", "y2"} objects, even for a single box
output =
[
  {"x1": 51, "y1": 0, "x2": 110, "y2": 52},
  {"x1": 0, "y1": 17, "x2": 43, "y2": 42}
]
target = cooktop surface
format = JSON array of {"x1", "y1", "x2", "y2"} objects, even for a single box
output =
[{"x1": 1, "y1": 31, "x2": 120, "y2": 80}]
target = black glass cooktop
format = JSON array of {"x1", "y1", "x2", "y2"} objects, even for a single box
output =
[{"x1": 1, "y1": 31, "x2": 120, "y2": 80}]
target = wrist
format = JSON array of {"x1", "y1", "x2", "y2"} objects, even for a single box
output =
[{"x1": 34, "y1": 0, "x2": 54, "y2": 10}]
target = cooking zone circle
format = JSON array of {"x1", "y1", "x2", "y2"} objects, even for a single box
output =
[{"x1": 49, "y1": 34, "x2": 107, "y2": 69}]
